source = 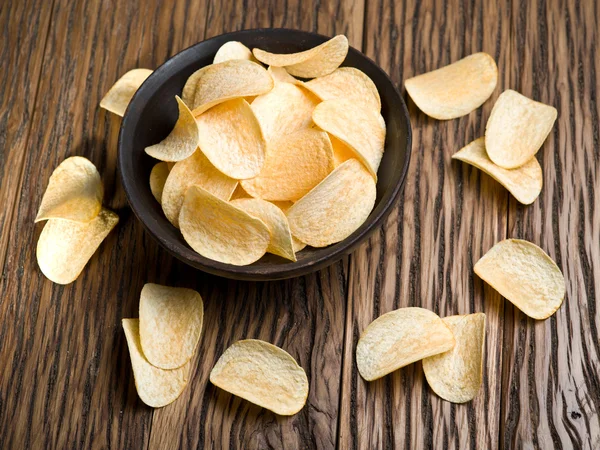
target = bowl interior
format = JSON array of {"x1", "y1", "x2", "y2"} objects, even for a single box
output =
[{"x1": 119, "y1": 29, "x2": 411, "y2": 281}]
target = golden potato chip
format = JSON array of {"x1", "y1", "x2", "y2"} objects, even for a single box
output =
[
  {"x1": 474, "y1": 239, "x2": 565, "y2": 319},
  {"x1": 485, "y1": 90, "x2": 558, "y2": 169},
  {"x1": 181, "y1": 66, "x2": 208, "y2": 107},
  {"x1": 271, "y1": 201, "x2": 307, "y2": 253},
  {"x1": 149, "y1": 162, "x2": 170, "y2": 204},
  {"x1": 422, "y1": 313, "x2": 486, "y2": 403},
  {"x1": 161, "y1": 150, "x2": 237, "y2": 228},
  {"x1": 268, "y1": 66, "x2": 302, "y2": 85},
  {"x1": 253, "y1": 35, "x2": 348, "y2": 78},
  {"x1": 122, "y1": 319, "x2": 190, "y2": 408},
  {"x1": 36, "y1": 208, "x2": 119, "y2": 284},
  {"x1": 330, "y1": 135, "x2": 356, "y2": 167},
  {"x1": 35, "y1": 156, "x2": 103, "y2": 223},
  {"x1": 250, "y1": 82, "x2": 320, "y2": 142},
  {"x1": 139, "y1": 284, "x2": 204, "y2": 370},
  {"x1": 231, "y1": 198, "x2": 296, "y2": 261},
  {"x1": 286, "y1": 159, "x2": 376, "y2": 247},
  {"x1": 196, "y1": 99, "x2": 266, "y2": 179},
  {"x1": 210, "y1": 339, "x2": 308, "y2": 415},
  {"x1": 404, "y1": 52, "x2": 497, "y2": 120},
  {"x1": 452, "y1": 138, "x2": 543, "y2": 205},
  {"x1": 312, "y1": 99, "x2": 386, "y2": 178},
  {"x1": 230, "y1": 184, "x2": 251, "y2": 200},
  {"x1": 179, "y1": 186, "x2": 270, "y2": 265},
  {"x1": 356, "y1": 307, "x2": 456, "y2": 381},
  {"x1": 191, "y1": 60, "x2": 274, "y2": 116},
  {"x1": 100, "y1": 68, "x2": 152, "y2": 117},
  {"x1": 213, "y1": 41, "x2": 255, "y2": 64},
  {"x1": 304, "y1": 67, "x2": 381, "y2": 111},
  {"x1": 241, "y1": 128, "x2": 334, "y2": 201}
]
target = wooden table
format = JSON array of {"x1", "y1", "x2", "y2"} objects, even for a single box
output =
[{"x1": 1, "y1": 0, "x2": 598, "y2": 448}]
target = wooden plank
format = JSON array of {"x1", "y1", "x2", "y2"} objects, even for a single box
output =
[
  {"x1": 338, "y1": 0, "x2": 512, "y2": 448},
  {"x1": 501, "y1": 0, "x2": 600, "y2": 447}
]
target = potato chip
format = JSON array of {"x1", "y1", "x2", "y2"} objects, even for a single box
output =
[
  {"x1": 485, "y1": 90, "x2": 558, "y2": 169},
  {"x1": 210, "y1": 339, "x2": 308, "y2": 415},
  {"x1": 356, "y1": 307, "x2": 455, "y2": 381},
  {"x1": 312, "y1": 99, "x2": 386, "y2": 178},
  {"x1": 35, "y1": 156, "x2": 103, "y2": 223},
  {"x1": 268, "y1": 66, "x2": 302, "y2": 85},
  {"x1": 452, "y1": 138, "x2": 543, "y2": 205},
  {"x1": 230, "y1": 184, "x2": 251, "y2": 200},
  {"x1": 422, "y1": 313, "x2": 486, "y2": 403},
  {"x1": 474, "y1": 239, "x2": 565, "y2": 319},
  {"x1": 37, "y1": 208, "x2": 119, "y2": 284},
  {"x1": 404, "y1": 52, "x2": 497, "y2": 120},
  {"x1": 161, "y1": 150, "x2": 237, "y2": 228},
  {"x1": 196, "y1": 99, "x2": 266, "y2": 179},
  {"x1": 253, "y1": 35, "x2": 348, "y2": 78},
  {"x1": 100, "y1": 68, "x2": 153, "y2": 117},
  {"x1": 304, "y1": 67, "x2": 381, "y2": 111},
  {"x1": 191, "y1": 60, "x2": 274, "y2": 116},
  {"x1": 213, "y1": 41, "x2": 255, "y2": 64},
  {"x1": 139, "y1": 284, "x2": 204, "y2": 370},
  {"x1": 122, "y1": 319, "x2": 190, "y2": 408},
  {"x1": 250, "y1": 82, "x2": 320, "y2": 142},
  {"x1": 149, "y1": 162, "x2": 170, "y2": 204},
  {"x1": 286, "y1": 159, "x2": 376, "y2": 247},
  {"x1": 179, "y1": 186, "x2": 270, "y2": 265},
  {"x1": 271, "y1": 201, "x2": 307, "y2": 252},
  {"x1": 181, "y1": 66, "x2": 208, "y2": 107},
  {"x1": 231, "y1": 198, "x2": 296, "y2": 261},
  {"x1": 330, "y1": 135, "x2": 356, "y2": 167},
  {"x1": 241, "y1": 128, "x2": 334, "y2": 201}
]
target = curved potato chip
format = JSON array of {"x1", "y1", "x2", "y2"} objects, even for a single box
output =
[
  {"x1": 179, "y1": 186, "x2": 270, "y2": 265},
  {"x1": 253, "y1": 35, "x2": 348, "y2": 78},
  {"x1": 139, "y1": 284, "x2": 204, "y2": 370},
  {"x1": 251, "y1": 82, "x2": 320, "y2": 142},
  {"x1": 149, "y1": 162, "x2": 170, "y2": 204},
  {"x1": 241, "y1": 128, "x2": 334, "y2": 201},
  {"x1": 286, "y1": 159, "x2": 376, "y2": 247},
  {"x1": 304, "y1": 67, "x2": 381, "y2": 111},
  {"x1": 213, "y1": 41, "x2": 255, "y2": 64},
  {"x1": 268, "y1": 66, "x2": 302, "y2": 85},
  {"x1": 100, "y1": 68, "x2": 153, "y2": 116},
  {"x1": 35, "y1": 156, "x2": 103, "y2": 223},
  {"x1": 271, "y1": 201, "x2": 307, "y2": 252},
  {"x1": 452, "y1": 138, "x2": 542, "y2": 205},
  {"x1": 181, "y1": 66, "x2": 208, "y2": 107},
  {"x1": 162, "y1": 150, "x2": 237, "y2": 228},
  {"x1": 122, "y1": 319, "x2": 190, "y2": 408},
  {"x1": 231, "y1": 198, "x2": 296, "y2": 261},
  {"x1": 210, "y1": 339, "x2": 308, "y2": 415},
  {"x1": 330, "y1": 135, "x2": 356, "y2": 167},
  {"x1": 192, "y1": 60, "x2": 274, "y2": 116},
  {"x1": 474, "y1": 239, "x2": 565, "y2": 319},
  {"x1": 196, "y1": 98, "x2": 266, "y2": 179},
  {"x1": 485, "y1": 90, "x2": 558, "y2": 169},
  {"x1": 404, "y1": 52, "x2": 497, "y2": 120},
  {"x1": 423, "y1": 313, "x2": 486, "y2": 403},
  {"x1": 356, "y1": 307, "x2": 456, "y2": 381},
  {"x1": 36, "y1": 208, "x2": 119, "y2": 284},
  {"x1": 312, "y1": 99, "x2": 386, "y2": 178}
]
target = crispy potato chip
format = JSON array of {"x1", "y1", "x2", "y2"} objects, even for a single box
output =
[
  {"x1": 35, "y1": 156, "x2": 103, "y2": 223},
  {"x1": 423, "y1": 313, "x2": 486, "y2": 403},
  {"x1": 162, "y1": 150, "x2": 237, "y2": 228},
  {"x1": 304, "y1": 67, "x2": 381, "y2": 111},
  {"x1": 139, "y1": 284, "x2": 204, "y2": 370},
  {"x1": 191, "y1": 60, "x2": 274, "y2": 116},
  {"x1": 196, "y1": 99, "x2": 266, "y2": 179},
  {"x1": 485, "y1": 90, "x2": 558, "y2": 169},
  {"x1": 37, "y1": 208, "x2": 118, "y2": 284},
  {"x1": 250, "y1": 82, "x2": 320, "y2": 142},
  {"x1": 210, "y1": 339, "x2": 308, "y2": 415},
  {"x1": 268, "y1": 66, "x2": 302, "y2": 85},
  {"x1": 452, "y1": 138, "x2": 543, "y2": 205},
  {"x1": 145, "y1": 96, "x2": 199, "y2": 162},
  {"x1": 241, "y1": 129, "x2": 334, "y2": 201},
  {"x1": 179, "y1": 186, "x2": 270, "y2": 265},
  {"x1": 330, "y1": 135, "x2": 356, "y2": 167},
  {"x1": 253, "y1": 35, "x2": 348, "y2": 78},
  {"x1": 474, "y1": 239, "x2": 565, "y2": 319},
  {"x1": 271, "y1": 201, "x2": 307, "y2": 252},
  {"x1": 404, "y1": 52, "x2": 497, "y2": 120},
  {"x1": 231, "y1": 198, "x2": 296, "y2": 261},
  {"x1": 356, "y1": 307, "x2": 456, "y2": 381},
  {"x1": 149, "y1": 162, "x2": 170, "y2": 204},
  {"x1": 100, "y1": 68, "x2": 153, "y2": 117},
  {"x1": 286, "y1": 159, "x2": 376, "y2": 247},
  {"x1": 213, "y1": 41, "x2": 255, "y2": 64},
  {"x1": 181, "y1": 66, "x2": 208, "y2": 107},
  {"x1": 230, "y1": 184, "x2": 251, "y2": 200},
  {"x1": 312, "y1": 99, "x2": 385, "y2": 178},
  {"x1": 122, "y1": 319, "x2": 190, "y2": 408}
]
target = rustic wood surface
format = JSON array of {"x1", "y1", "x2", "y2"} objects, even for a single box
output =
[{"x1": 0, "y1": 0, "x2": 597, "y2": 448}]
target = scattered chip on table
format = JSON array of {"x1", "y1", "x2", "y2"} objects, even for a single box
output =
[{"x1": 100, "y1": 68, "x2": 153, "y2": 117}]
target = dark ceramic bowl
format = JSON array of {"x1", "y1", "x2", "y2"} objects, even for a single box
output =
[{"x1": 118, "y1": 28, "x2": 411, "y2": 281}]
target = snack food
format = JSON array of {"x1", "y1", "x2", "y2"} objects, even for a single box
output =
[{"x1": 100, "y1": 68, "x2": 152, "y2": 116}]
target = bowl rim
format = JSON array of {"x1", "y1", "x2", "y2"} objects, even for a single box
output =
[{"x1": 118, "y1": 28, "x2": 412, "y2": 281}]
